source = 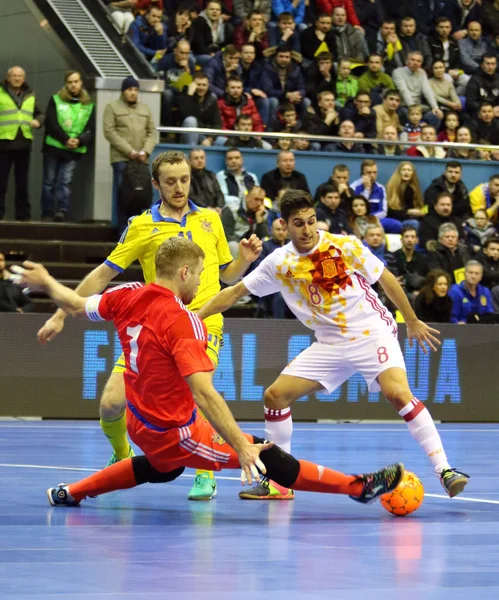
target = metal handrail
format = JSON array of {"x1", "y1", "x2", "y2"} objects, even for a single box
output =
[{"x1": 157, "y1": 125, "x2": 499, "y2": 151}]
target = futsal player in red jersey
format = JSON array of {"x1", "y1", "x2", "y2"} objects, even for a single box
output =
[{"x1": 11, "y1": 237, "x2": 404, "y2": 507}]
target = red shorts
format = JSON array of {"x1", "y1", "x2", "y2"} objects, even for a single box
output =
[{"x1": 127, "y1": 407, "x2": 254, "y2": 473}]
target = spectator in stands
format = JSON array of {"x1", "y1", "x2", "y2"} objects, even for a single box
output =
[
  {"x1": 330, "y1": 119, "x2": 365, "y2": 153},
  {"x1": 375, "y1": 124, "x2": 403, "y2": 156},
  {"x1": 233, "y1": 10, "x2": 269, "y2": 56},
  {"x1": 224, "y1": 114, "x2": 269, "y2": 148},
  {"x1": 221, "y1": 185, "x2": 270, "y2": 256},
  {"x1": 0, "y1": 66, "x2": 43, "y2": 222},
  {"x1": 268, "y1": 12, "x2": 301, "y2": 54},
  {"x1": 393, "y1": 225, "x2": 427, "y2": 295},
  {"x1": 176, "y1": 72, "x2": 222, "y2": 146},
  {"x1": 447, "y1": 126, "x2": 482, "y2": 161},
  {"x1": 191, "y1": 0, "x2": 234, "y2": 67},
  {"x1": 216, "y1": 147, "x2": 259, "y2": 202},
  {"x1": 0, "y1": 251, "x2": 33, "y2": 313},
  {"x1": 483, "y1": 0, "x2": 499, "y2": 38},
  {"x1": 373, "y1": 89, "x2": 401, "y2": 138},
  {"x1": 398, "y1": 17, "x2": 432, "y2": 72},
  {"x1": 269, "y1": 102, "x2": 299, "y2": 133},
  {"x1": 331, "y1": 6, "x2": 366, "y2": 63},
  {"x1": 233, "y1": 1, "x2": 271, "y2": 22},
  {"x1": 218, "y1": 75, "x2": 264, "y2": 135},
  {"x1": 438, "y1": 111, "x2": 461, "y2": 143},
  {"x1": 165, "y1": 5, "x2": 193, "y2": 52},
  {"x1": 315, "y1": 183, "x2": 351, "y2": 234},
  {"x1": 465, "y1": 55, "x2": 499, "y2": 116},
  {"x1": 362, "y1": 223, "x2": 397, "y2": 272},
  {"x1": 400, "y1": 104, "x2": 423, "y2": 144},
  {"x1": 300, "y1": 13, "x2": 336, "y2": 66},
  {"x1": 239, "y1": 44, "x2": 272, "y2": 127},
  {"x1": 476, "y1": 236, "x2": 499, "y2": 289},
  {"x1": 353, "y1": 0, "x2": 382, "y2": 52},
  {"x1": 335, "y1": 59, "x2": 359, "y2": 108},
  {"x1": 261, "y1": 46, "x2": 307, "y2": 120},
  {"x1": 470, "y1": 174, "x2": 499, "y2": 226},
  {"x1": 158, "y1": 40, "x2": 195, "y2": 124},
  {"x1": 105, "y1": 1, "x2": 136, "y2": 34},
  {"x1": 304, "y1": 52, "x2": 336, "y2": 107},
  {"x1": 41, "y1": 71, "x2": 95, "y2": 223},
  {"x1": 316, "y1": 0, "x2": 361, "y2": 27},
  {"x1": 415, "y1": 269, "x2": 453, "y2": 323},
  {"x1": 419, "y1": 194, "x2": 465, "y2": 250},
  {"x1": 340, "y1": 90, "x2": 377, "y2": 141},
  {"x1": 440, "y1": 0, "x2": 482, "y2": 41},
  {"x1": 428, "y1": 17, "x2": 469, "y2": 95},
  {"x1": 464, "y1": 209, "x2": 497, "y2": 253},
  {"x1": 429, "y1": 61, "x2": 463, "y2": 113},
  {"x1": 357, "y1": 54, "x2": 396, "y2": 104},
  {"x1": 302, "y1": 90, "x2": 340, "y2": 150},
  {"x1": 427, "y1": 222, "x2": 471, "y2": 283},
  {"x1": 392, "y1": 51, "x2": 443, "y2": 129},
  {"x1": 424, "y1": 162, "x2": 471, "y2": 220},
  {"x1": 459, "y1": 22, "x2": 489, "y2": 75},
  {"x1": 205, "y1": 45, "x2": 241, "y2": 100},
  {"x1": 189, "y1": 148, "x2": 225, "y2": 212},
  {"x1": 347, "y1": 194, "x2": 381, "y2": 238},
  {"x1": 128, "y1": 5, "x2": 166, "y2": 63},
  {"x1": 376, "y1": 20, "x2": 403, "y2": 75},
  {"x1": 469, "y1": 102, "x2": 499, "y2": 150},
  {"x1": 331, "y1": 163, "x2": 354, "y2": 205},
  {"x1": 386, "y1": 161, "x2": 425, "y2": 225},
  {"x1": 260, "y1": 150, "x2": 309, "y2": 201},
  {"x1": 102, "y1": 77, "x2": 156, "y2": 232},
  {"x1": 449, "y1": 260, "x2": 494, "y2": 323},
  {"x1": 293, "y1": 132, "x2": 311, "y2": 151},
  {"x1": 351, "y1": 159, "x2": 402, "y2": 233},
  {"x1": 407, "y1": 125, "x2": 446, "y2": 159}
]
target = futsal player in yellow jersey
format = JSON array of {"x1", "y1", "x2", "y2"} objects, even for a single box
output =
[{"x1": 37, "y1": 150, "x2": 262, "y2": 500}]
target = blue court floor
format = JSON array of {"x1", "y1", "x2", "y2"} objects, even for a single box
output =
[{"x1": 0, "y1": 420, "x2": 497, "y2": 600}]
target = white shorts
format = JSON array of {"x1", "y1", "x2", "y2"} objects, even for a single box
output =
[{"x1": 281, "y1": 334, "x2": 406, "y2": 393}]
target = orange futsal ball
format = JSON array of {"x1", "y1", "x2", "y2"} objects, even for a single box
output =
[{"x1": 380, "y1": 471, "x2": 424, "y2": 516}]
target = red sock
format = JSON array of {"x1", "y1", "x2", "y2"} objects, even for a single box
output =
[
  {"x1": 68, "y1": 458, "x2": 137, "y2": 502},
  {"x1": 292, "y1": 460, "x2": 363, "y2": 496}
]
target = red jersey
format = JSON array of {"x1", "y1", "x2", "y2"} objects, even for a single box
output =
[{"x1": 85, "y1": 283, "x2": 214, "y2": 429}]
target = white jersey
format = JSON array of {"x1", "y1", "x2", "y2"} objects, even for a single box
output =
[{"x1": 243, "y1": 231, "x2": 397, "y2": 344}]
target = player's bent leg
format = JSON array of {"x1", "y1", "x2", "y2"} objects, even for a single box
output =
[
  {"x1": 99, "y1": 368, "x2": 134, "y2": 466},
  {"x1": 47, "y1": 456, "x2": 185, "y2": 506},
  {"x1": 240, "y1": 376, "x2": 324, "y2": 500},
  {"x1": 250, "y1": 438, "x2": 404, "y2": 503},
  {"x1": 188, "y1": 341, "x2": 220, "y2": 501},
  {"x1": 377, "y1": 367, "x2": 469, "y2": 498}
]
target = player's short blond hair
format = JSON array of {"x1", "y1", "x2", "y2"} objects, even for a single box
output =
[
  {"x1": 155, "y1": 237, "x2": 205, "y2": 279},
  {"x1": 152, "y1": 150, "x2": 190, "y2": 181}
]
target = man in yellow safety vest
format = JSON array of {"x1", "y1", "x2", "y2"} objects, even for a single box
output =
[
  {"x1": 0, "y1": 65, "x2": 44, "y2": 221},
  {"x1": 41, "y1": 71, "x2": 95, "y2": 222}
]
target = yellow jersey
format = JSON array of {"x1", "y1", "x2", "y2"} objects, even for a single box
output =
[{"x1": 105, "y1": 200, "x2": 234, "y2": 312}]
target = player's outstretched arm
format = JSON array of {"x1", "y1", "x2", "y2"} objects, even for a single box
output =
[
  {"x1": 10, "y1": 261, "x2": 88, "y2": 319},
  {"x1": 220, "y1": 234, "x2": 263, "y2": 284},
  {"x1": 186, "y1": 371, "x2": 272, "y2": 485},
  {"x1": 378, "y1": 268, "x2": 441, "y2": 354},
  {"x1": 37, "y1": 262, "x2": 118, "y2": 345},
  {"x1": 197, "y1": 281, "x2": 249, "y2": 321}
]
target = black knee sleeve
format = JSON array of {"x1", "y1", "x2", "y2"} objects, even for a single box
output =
[
  {"x1": 132, "y1": 455, "x2": 185, "y2": 485},
  {"x1": 253, "y1": 436, "x2": 300, "y2": 488}
]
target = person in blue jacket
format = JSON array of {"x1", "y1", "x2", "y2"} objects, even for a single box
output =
[
  {"x1": 128, "y1": 6, "x2": 167, "y2": 62},
  {"x1": 449, "y1": 260, "x2": 494, "y2": 323}
]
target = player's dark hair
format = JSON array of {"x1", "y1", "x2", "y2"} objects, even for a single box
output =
[
  {"x1": 152, "y1": 151, "x2": 190, "y2": 181},
  {"x1": 155, "y1": 237, "x2": 205, "y2": 279},
  {"x1": 280, "y1": 189, "x2": 315, "y2": 222}
]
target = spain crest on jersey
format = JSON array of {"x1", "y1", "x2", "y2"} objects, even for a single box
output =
[{"x1": 321, "y1": 258, "x2": 338, "y2": 278}]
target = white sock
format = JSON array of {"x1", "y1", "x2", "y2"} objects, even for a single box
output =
[
  {"x1": 264, "y1": 406, "x2": 292, "y2": 454},
  {"x1": 399, "y1": 398, "x2": 451, "y2": 475}
]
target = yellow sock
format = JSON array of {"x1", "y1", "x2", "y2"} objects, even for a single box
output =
[
  {"x1": 196, "y1": 408, "x2": 214, "y2": 479},
  {"x1": 100, "y1": 411, "x2": 130, "y2": 460}
]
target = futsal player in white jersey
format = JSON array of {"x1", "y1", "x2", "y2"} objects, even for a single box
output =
[{"x1": 197, "y1": 190, "x2": 469, "y2": 500}]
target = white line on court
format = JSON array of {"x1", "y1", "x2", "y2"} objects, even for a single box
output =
[{"x1": 0, "y1": 462, "x2": 498, "y2": 505}]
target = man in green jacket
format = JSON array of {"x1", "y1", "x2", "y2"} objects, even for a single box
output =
[
  {"x1": 0, "y1": 65, "x2": 44, "y2": 221},
  {"x1": 41, "y1": 71, "x2": 95, "y2": 222},
  {"x1": 358, "y1": 54, "x2": 396, "y2": 105}
]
